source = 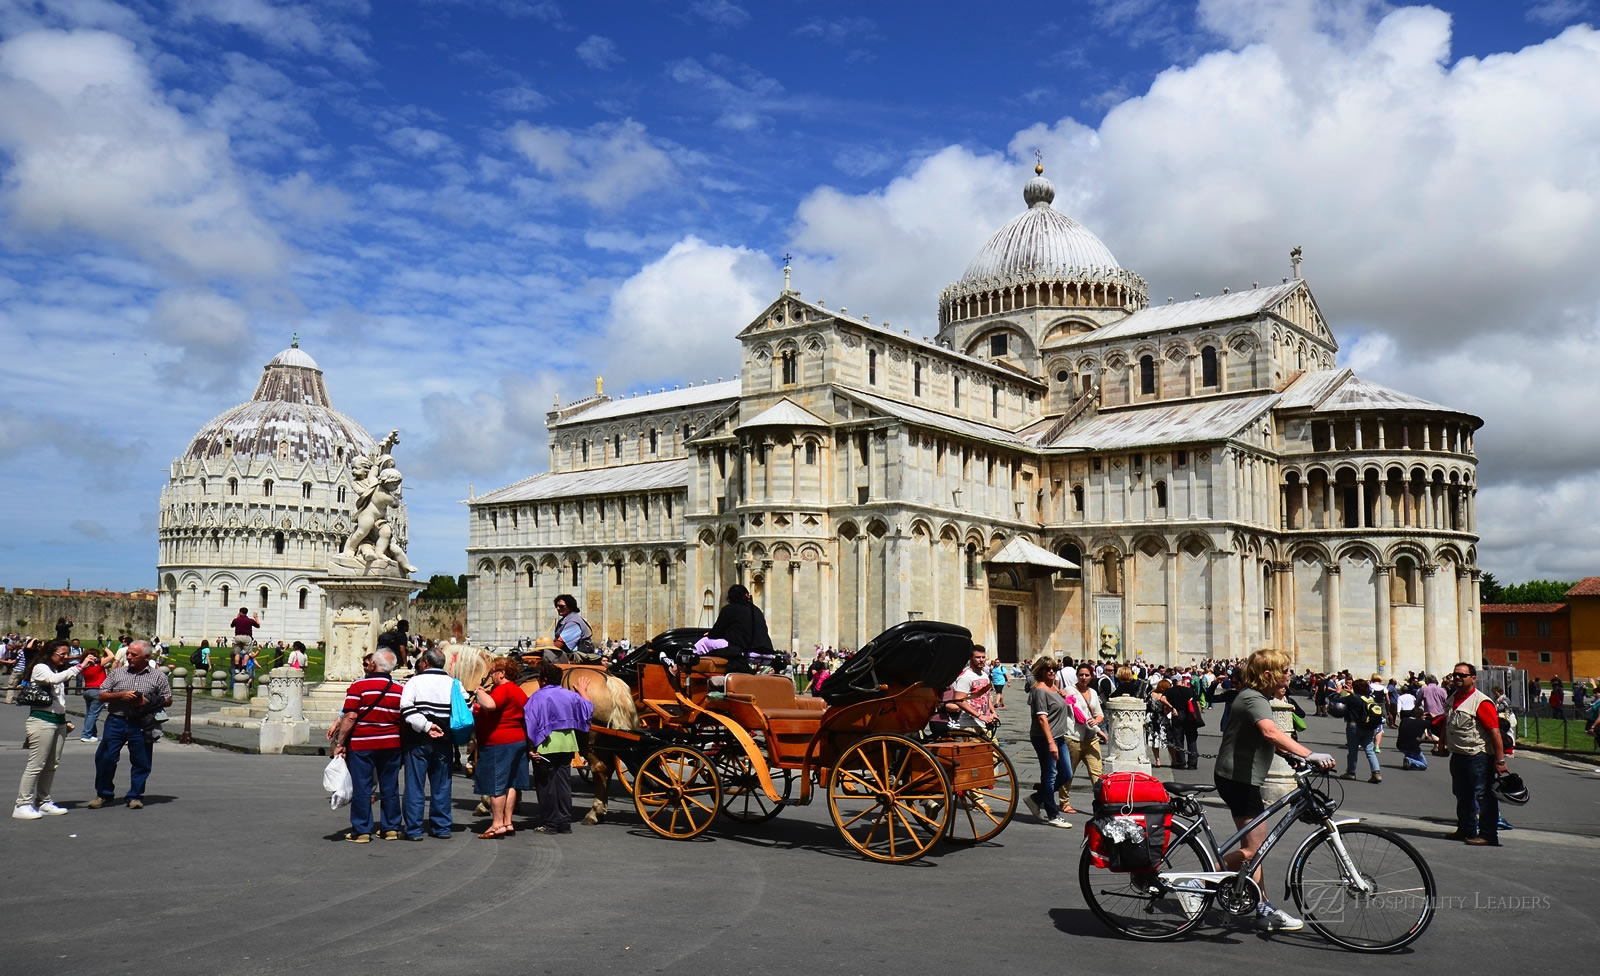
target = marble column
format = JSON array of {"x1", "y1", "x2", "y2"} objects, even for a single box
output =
[
  {"x1": 1326, "y1": 564, "x2": 1343, "y2": 675},
  {"x1": 1165, "y1": 548, "x2": 1180, "y2": 663},
  {"x1": 1422, "y1": 565, "x2": 1441, "y2": 678},
  {"x1": 1299, "y1": 481, "x2": 1309, "y2": 530},
  {"x1": 1456, "y1": 569, "x2": 1473, "y2": 670},
  {"x1": 1279, "y1": 561, "x2": 1297, "y2": 661},
  {"x1": 1375, "y1": 566, "x2": 1392, "y2": 675},
  {"x1": 856, "y1": 536, "x2": 868, "y2": 649}
]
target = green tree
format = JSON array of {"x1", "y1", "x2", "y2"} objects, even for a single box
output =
[
  {"x1": 419, "y1": 574, "x2": 463, "y2": 601},
  {"x1": 1497, "y1": 580, "x2": 1576, "y2": 604},
  {"x1": 1478, "y1": 572, "x2": 1503, "y2": 604}
]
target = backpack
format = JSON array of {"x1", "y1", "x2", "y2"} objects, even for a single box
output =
[
  {"x1": 190, "y1": 649, "x2": 205, "y2": 668},
  {"x1": 1356, "y1": 694, "x2": 1384, "y2": 730}
]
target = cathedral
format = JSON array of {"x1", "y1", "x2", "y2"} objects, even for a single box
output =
[
  {"x1": 156, "y1": 341, "x2": 407, "y2": 643},
  {"x1": 466, "y1": 166, "x2": 1483, "y2": 675}
]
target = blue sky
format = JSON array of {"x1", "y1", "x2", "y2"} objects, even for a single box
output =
[{"x1": 2, "y1": 0, "x2": 1599, "y2": 592}]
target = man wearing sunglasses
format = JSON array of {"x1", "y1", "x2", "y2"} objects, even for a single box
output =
[{"x1": 1439, "y1": 662, "x2": 1508, "y2": 846}]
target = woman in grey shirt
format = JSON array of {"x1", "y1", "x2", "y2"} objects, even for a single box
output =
[{"x1": 1023, "y1": 659, "x2": 1074, "y2": 828}]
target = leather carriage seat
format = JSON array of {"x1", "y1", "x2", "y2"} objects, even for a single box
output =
[
  {"x1": 690, "y1": 656, "x2": 728, "y2": 674},
  {"x1": 725, "y1": 673, "x2": 826, "y2": 720}
]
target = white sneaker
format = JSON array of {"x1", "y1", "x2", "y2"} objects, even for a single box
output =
[
  {"x1": 1257, "y1": 903, "x2": 1304, "y2": 932},
  {"x1": 37, "y1": 802, "x2": 68, "y2": 816},
  {"x1": 1024, "y1": 795, "x2": 1042, "y2": 820},
  {"x1": 1046, "y1": 816, "x2": 1074, "y2": 829},
  {"x1": 12, "y1": 805, "x2": 42, "y2": 820}
]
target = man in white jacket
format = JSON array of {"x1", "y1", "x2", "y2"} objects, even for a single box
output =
[{"x1": 398, "y1": 647, "x2": 458, "y2": 840}]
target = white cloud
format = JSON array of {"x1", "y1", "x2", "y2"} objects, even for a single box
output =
[
  {"x1": 174, "y1": 0, "x2": 370, "y2": 66},
  {"x1": 1525, "y1": 1, "x2": 1590, "y2": 28},
  {"x1": 689, "y1": 0, "x2": 749, "y2": 28},
  {"x1": 383, "y1": 125, "x2": 456, "y2": 158},
  {"x1": 575, "y1": 34, "x2": 622, "y2": 69},
  {"x1": 147, "y1": 287, "x2": 256, "y2": 387},
  {"x1": 492, "y1": 85, "x2": 551, "y2": 112},
  {"x1": 507, "y1": 118, "x2": 678, "y2": 208},
  {"x1": 0, "y1": 29, "x2": 289, "y2": 279}
]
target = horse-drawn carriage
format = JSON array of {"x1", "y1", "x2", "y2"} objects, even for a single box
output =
[{"x1": 587, "y1": 620, "x2": 1018, "y2": 863}]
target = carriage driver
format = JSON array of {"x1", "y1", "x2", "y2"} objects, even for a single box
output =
[
  {"x1": 548, "y1": 595, "x2": 595, "y2": 664},
  {"x1": 692, "y1": 584, "x2": 775, "y2": 675}
]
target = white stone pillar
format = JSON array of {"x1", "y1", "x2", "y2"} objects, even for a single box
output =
[
  {"x1": 1375, "y1": 566, "x2": 1392, "y2": 675},
  {"x1": 1280, "y1": 561, "x2": 1297, "y2": 661},
  {"x1": 1103, "y1": 696, "x2": 1152, "y2": 775},
  {"x1": 1165, "y1": 548, "x2": 1179, "y2": 664},
  {"x1": 856, "y1": 536, "x2": 868, "y2": 649},
  {"x1": 1326, "y1": 564, "x2": 1343, "y2": 675},
  {"x1": 1457, "y1": 569, "x2": 1472, "y2": 669},
  {"x1": 789, "y1": 559, "x2": 801, "y2": 654},
  {"x1": 259, "y1": 666, "x2": 311, "y2": 754},
  {"x1": 1355, "y1": 478, "x2": 1367, "y2": 529},
  {"x1": 1422, "y1": 565, "x2": 1441, "y2": 678}
]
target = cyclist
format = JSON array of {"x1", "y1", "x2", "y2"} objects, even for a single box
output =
[{"x1": 1214, "y1": 648, "x2": 1336, "y2": 932}]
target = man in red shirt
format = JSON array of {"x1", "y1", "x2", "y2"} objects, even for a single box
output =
[
  {"x1": 230, "y1": 607, "x2": 261, "y2": 658},
  {"x1": 329, "y1": 648, "x2": 403, "y2": 843},
  {"x1": 1439, "y1": 662, "x2": 1509, "y2": 846}
]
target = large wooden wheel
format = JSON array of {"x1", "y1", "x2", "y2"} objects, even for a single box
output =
[
  {"x1": 827, "y1": 734, "x2": 951, "y2": 863},
  {"x1": 633, "y1": 745, "x2": 722, "y2": 840},
  {"x1": 713, "y1": 748, "x2": 791, "y2": 823},
  {"x1": 942, "y1": 733, "x2": 1018, "y2": 844}
]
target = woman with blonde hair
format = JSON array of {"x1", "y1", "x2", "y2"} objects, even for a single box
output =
[{"x1": 1214, "y1": 649, "x2": 1335, "y2": 932}]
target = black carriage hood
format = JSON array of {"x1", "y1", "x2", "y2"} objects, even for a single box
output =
[{"x1": 817, "y1": 621, "x2": 973, "y2": 707}]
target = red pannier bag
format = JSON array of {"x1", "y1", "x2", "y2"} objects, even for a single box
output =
[{"x1": 1084, "y1": 772, "x2": 1173, "y2": 871}]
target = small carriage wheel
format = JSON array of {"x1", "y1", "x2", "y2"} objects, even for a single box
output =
[
  {"x1": 613, "y1": 756, "x2": 634, "y2": 797},
  {"x1": 937, "y1": 728, "x2": 1019, "y2": 845},
  {"x1": 713, "y1": 749, "x2": 792, "y2": 823},
  {"x1": 632, "y1": 745, "x2": 722, "y2": 840},
  {"x1": 827, "y1": 734, "x2": 951, "y2": 863}
]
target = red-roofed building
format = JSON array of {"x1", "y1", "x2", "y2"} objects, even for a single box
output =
[
  {"x1": 1481, "y1": 603, "x2": 1570, "y2": 681},
  {"x1": 1568, "y1": 578, "x2": 1600, "y2": 680}
]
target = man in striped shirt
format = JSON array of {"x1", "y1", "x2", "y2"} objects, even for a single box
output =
[{"x1": 331, "y1": 650, "x2": 403, "y2": 843}]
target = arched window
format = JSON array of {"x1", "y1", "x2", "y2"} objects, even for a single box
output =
[
  {"x1": 301, "y1": 481, "x2": 312, "y2": 499},
  {"x1": 336, "y1": 485, "x2": 347, "y2": 504},
  {"x1": 1393, "y1": 556, "x2": 1419, "y2": 604},
  {"x1": 298, "y1": 587, "x2": 308, "y2": 610},
  {"x1": 1201, "y1": 346, "x2": 1218, "y2": 387},
  {"x1": 781, "y1": 350, "x2": 798, "y2": 384},
  {"x1": 1154, "y1": 481, "x2": 1168, "y2": 508},
  {"x1": 613, "y1": 562, "x2": 624, "y2": 586},
  {"x1": 913, "y1": 362, "x2": 923, "y2": 397},
  {"x1": 867, "y1": 349, "x2": 878, "y2": 385},
  {"x1": 263, "y1": 479, "x2": 273, "y2": 497},
  {"x1": 649, "y1": 429, "x2": 659, "y2": 454},
  {"x1": 200, "y1": 478, "x2": 207, "y2": 494},
  {"x1": 1072, "y1": 484, "x2": 1085, "y2": 513},
  {"x1": 1101, "y1": 552, "x2": 1122, "y2": 594},
  {"x1": 260, "y1": 585, "x2": 269, "y2": 608},
  {"x1": 527, "y1": 566, "x2": 536, "y2": 588},
  {"x1": 991, "y1": 385, "x2": 1000, "y2": 418},
  {"x1": 220, "y1": 583, "x2": 230, "y2": 606},
  {"x1": 570, "y1": 563, "x2": 579, "y2": 586},
  {"x1": 965, "y1": 543, "x2": 978, "y2": 587},
  {"x1": 228, "y1": 478, "x2": 239, "y2": 496},
  {"x1": 953, "y1": 376, "x2": 962, "y2": 407},
  {"x1": 273, "y1": 531, "x2": 285, "y2": 554},
  {"x1": 1057, "y1": 543, "x2": 1082, "y2": 580},
  {"x1": 614, "y1": 433, "x2": 622, "y2": 458},
  {"x1": 659, "y1": 561, "x2": 669, "y2": 585},
  {"x1": 581, "y1": 439, "x2": 589, "y2": 463},
  {"x1": 805, "y1": 442, "x2": 817, "y2": 465},
  {"x1": 1140, "y1": 355, "x2": 1156, "y2": 395}
]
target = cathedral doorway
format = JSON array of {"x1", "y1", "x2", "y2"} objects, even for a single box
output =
[{"x1": 995, "y1": 605, "x2": 1019, "y2": 662}]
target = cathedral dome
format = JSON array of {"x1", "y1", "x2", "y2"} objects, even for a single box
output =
[
  {"x1": 939, "y1": 167, "x2": 1148, "y2": 327},
  {"x1": 184, "y1": 341, "x2": 377, "y2": 465}
]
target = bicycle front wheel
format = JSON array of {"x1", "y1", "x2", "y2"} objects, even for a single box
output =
[
  {"x1": 1288, "y1": 823, "x2": 1436, "y2": 952},
  {"x1": 1078, "y1": 821, "x2": 1218, "y2": 941}
]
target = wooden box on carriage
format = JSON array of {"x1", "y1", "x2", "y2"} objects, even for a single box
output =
[{"x1": 923, "y1": 738, "x2": 997, "y2": 791}]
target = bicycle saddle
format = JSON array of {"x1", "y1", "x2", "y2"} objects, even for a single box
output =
[{"x1": 1163, "y1": 782, "x2": 1217, "y2": 795}]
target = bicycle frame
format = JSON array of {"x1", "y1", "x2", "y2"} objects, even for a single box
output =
[{"x1": 1158, "y1": 769, "x2": 1374, "y2": 897}]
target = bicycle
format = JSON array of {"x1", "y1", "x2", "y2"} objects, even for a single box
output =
[{"x1": 1079, "y1": 757, "x2": 1436, "y2": 952}]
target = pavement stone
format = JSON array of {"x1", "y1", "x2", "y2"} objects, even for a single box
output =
[{"x1": 1, "y1": 693, "x2": 1595, "y2": 975}]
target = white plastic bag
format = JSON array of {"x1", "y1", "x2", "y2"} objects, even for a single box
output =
[{"x1": 323, "y1": 756, "x2": 353, "y2": 810}]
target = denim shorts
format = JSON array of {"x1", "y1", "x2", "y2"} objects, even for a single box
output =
[{"x1": 474, "y1": 740, "x2": 531, "y2": 797}]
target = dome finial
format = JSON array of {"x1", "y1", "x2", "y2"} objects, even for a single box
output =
[
  {"x1": 1022, "y1": 157, "x2": 1055, "y2": 208},
  {"x1": 1034, "y1": 148, "x2": 1044, "y2": 176}
]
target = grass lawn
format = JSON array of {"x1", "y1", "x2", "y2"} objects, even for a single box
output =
[
  {"x1": 1518, "y1": 716, "x2": 1599, "y2": 754},
  {"x1": 77, "y1": 641, "x2": 327, "y2": 683}
]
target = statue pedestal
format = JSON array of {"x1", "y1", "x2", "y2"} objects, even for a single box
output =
[
  {"x1": 259, "y1": 667, "x2": 310, "y2": 754},
  {"x1": 1261, "y1": 699, "x2": 1299, "y2": 803},
  {"x1": 303, "y1": 575, "x2": 420, "y2": 725},
  {"x1": 1103, "y1": 695, "x2": 1152, "y2": 776}
]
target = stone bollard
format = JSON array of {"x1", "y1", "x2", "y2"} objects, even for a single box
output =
[
  {"x1": 232, "y1": 673, "x2": 252, "y2": 702},
  {"x1": 1262, "y1": 699, "x2": 1300, "y2": 803},
  {"x1": 259, "y1": 666, "x2": 310, "y2": 754},
  {"x1": 211, "y1": 669, "x2": 229, "y2": 697},
  {"x1": 172, "y1": 667, "x2": 188, "y2": 691},
  {"x1": 1103, "y1": 695, "x2": 1153, "y2": 776}
]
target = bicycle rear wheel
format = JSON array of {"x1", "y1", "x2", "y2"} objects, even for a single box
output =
[
  {"x1": 1288, "y1": 823, "x2": 1436, "y2": 952},
  {"x1": 1078, "y1": 821, "x2": 1218, "y2": 941}
]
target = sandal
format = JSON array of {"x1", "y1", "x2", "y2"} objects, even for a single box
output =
[
  {"x1": 1060, "y1": 807, "x2": 1079, "y2": 815},
  {"x1": 477, "y1": 825, "x2": 510, "y2": 839}
]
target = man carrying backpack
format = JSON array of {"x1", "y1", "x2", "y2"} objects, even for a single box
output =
[{"x1": 1339, "y1": 678, "x2": 1384, "y2": 783}]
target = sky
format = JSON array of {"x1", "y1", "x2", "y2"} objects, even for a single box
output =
[{"x1": 1, "y1": 0, "x2": 1598, "y2": 592}]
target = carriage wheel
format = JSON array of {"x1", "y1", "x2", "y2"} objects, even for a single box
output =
[
  {"x1": 614, "y1": 756, "x2": 634, "y2": 797},
  {"x1": 940, "y1": 730, "x2": 1019, "y2": 845},
  {"x1": 633, "y1": 746, "x2": 722, "y2": 840},
  {"x1": 714, "y1": 749, "x2": 792, "y2": 823},
  {"x1": 827, "y1": 734, "x2": 951, "y2": 863}
]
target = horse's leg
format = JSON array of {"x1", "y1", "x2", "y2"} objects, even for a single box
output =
[{"x1": 584, "y1": 743, "x2": 610, "y2": 825}]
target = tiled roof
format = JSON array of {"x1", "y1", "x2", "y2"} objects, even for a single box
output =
[
  {"x1": 841, "y1": 389, "x2": 1032, "y2": 448},
  {"x1": 1567, "y1": 577, "x2": 1600, "y2": 597},
  {"x1": 1043, "y1": 394, "x2": 1277, "y2": 451},
  {"x1": 1274, "y1": 368, "x2": 1474, "y2": 420},
  {"x1": 736, "y1": 398, "x2": 828, "y2": 430},
  {"x1": 551, "y1": 381, "x2": 740, "y2": 426},
  {"x1": 1275, "y1": 369, "x2": 1351, "y2": 409},
  {"x1": 1479, "y1": 603, "x2": 1568, "y2": 613},
  {"x1": 1051, "y1": 280, "x2": 1301, "y2": 346},
  {"x1": 472, "y1": 459, "x2": 689, "y2": 504}
]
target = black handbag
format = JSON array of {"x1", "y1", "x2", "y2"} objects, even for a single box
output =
[{"x1": 16, "y1": 682, "x2": 54, "y2": 709}]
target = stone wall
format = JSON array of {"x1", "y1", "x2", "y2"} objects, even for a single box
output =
[
  {"x1": 408, "y1": 598, "x2": 467, "y2": 642},
  {"x1": 0, "y1": 589, "x2": 159, "y2": 641}
]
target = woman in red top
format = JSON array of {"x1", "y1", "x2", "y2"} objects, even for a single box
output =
[
  {"x1": 79, "y1": 654, "x2": 109, "y2": 742},
  {"x1": 471, "y1": 656, "x2": 530, "y2": 838}
]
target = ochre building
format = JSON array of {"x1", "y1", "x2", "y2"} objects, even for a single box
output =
[{"x1": 467, "y1": 168, "x2": 1483, "y2": 672}]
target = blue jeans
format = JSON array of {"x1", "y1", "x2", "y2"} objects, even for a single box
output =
[
  {"x1": 1345, "y1": 724, "x2": 1379, "y2": 774},
  {"x1": 404, "y1": 737, "x2": 454, "y2": 837},
  {"x1": 1031, "y1": 736, "x2": 1071, "y2": 819},
  {"x1": 1402, "y1": 748, "x2": 1428, "y2": 770},
  {"x1": 94, "y1": 715, "x2": 153, "y2": 800},
  {"x1": 82, "y1": 689, "x2": 103, "y2": 738},
  {"x1": 347, "y1": 747, "x2": 402, "y2": 836},
  {"x1": 1450, "y1": 752, "x2": 1498, "y2": 843}
]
